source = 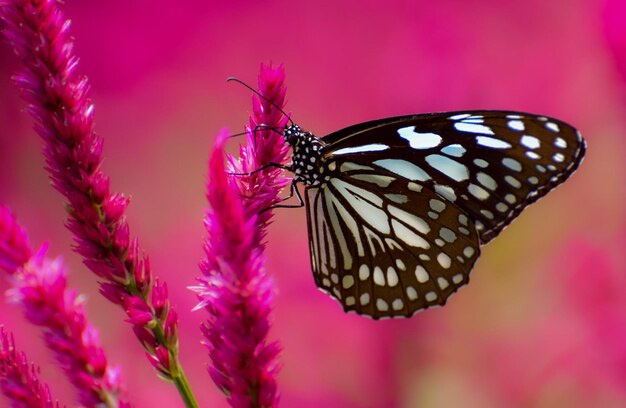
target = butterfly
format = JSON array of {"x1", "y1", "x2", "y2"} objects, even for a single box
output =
[{"x1": 276, "y1": 111, "x2": 586, "y2": 319}]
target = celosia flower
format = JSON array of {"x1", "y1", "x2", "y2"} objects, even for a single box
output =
[
  {"x1": 196, "y1": 64, "x2": 289, "y2": 407},
  {"x1": 0, "y1": 206, "x2": 127, "y2": 408},
  {"x1": 0, "y1": 327, "x2": 62, "y2": 408},
  {"x1": 0, "y1": 2, "x2": 195, "y2": 405}
]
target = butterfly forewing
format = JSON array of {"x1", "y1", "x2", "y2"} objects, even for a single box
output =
[
  {"x1": 305, "y1": 164, "x2": 481, "y2": 319},
  {"x1": 322, "y1": 111, "x2": 585, "y2": 244}
]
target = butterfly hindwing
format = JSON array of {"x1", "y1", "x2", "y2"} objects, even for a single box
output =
[{"x1": 305, "y1": 165, "x2": 480, "y2": 319}]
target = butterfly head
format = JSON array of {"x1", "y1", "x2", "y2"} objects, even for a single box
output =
[{"x1": 283, "y1": 124, "x2": 303, "y2": 146}]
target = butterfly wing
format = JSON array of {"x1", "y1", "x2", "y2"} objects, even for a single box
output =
[
  {"x1": 305, "y1": 165, "x2": 480, "y2": 319},
  {"x1": 303, "y1": 111, "x2": 585, "y2": 317},
  {"x1": 321, "y1": 111, "x2": 586, "y2": 244}
]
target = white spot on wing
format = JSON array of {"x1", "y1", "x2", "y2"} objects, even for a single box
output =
[
  {"x1": 385, "y1": 194, "x2": 408, "y2": 204},
  {"x1": 476, "y1": 172, "x2": 497, "y2": 191},
  {"x1": 350, "y1": 174, "x2": 395, "y2": 187},
  {"x1": 449, "y1": 113, "x2": 470, "y2": 120},
  {"x1": 505, "y1": 175, "x2": 522, "y2": 188},
  {"x1": 387, "y1": 267, "x2": 399, "y2": 287},
  {"x1": 333, "y1": 144, "x2": 389, "y2": 155},
  {"x1": 406, "y1": 286, "x2": 418, "y2": 301},
  {"x1": 502, "y1": 157, "x2": 522, "y2": 172},
  {"x1": 425, "y1": 154, "x2": 470, "y2": 181},
  {"x1": 398, "y1": 126, "x2": 442, "y2": 149},
  {"x1": 359, "y1": 265, "x2": 370, "y2": 281},
  {"x1": 476, "y1": 136, "x2": 512, "y2": 149},
  {"x1": 429, "y1": 199, "x2": 446, "y2": 212},
  {"x1": 554, "y1": 137, "x2": 567, "y2": 149},
  {"x1": 545, "y1": 122, "x2": 560, "y2": 132},
  {"x1": 340, "y1": 162, "x2": 374, "y2": 172},
  {"x1": 455, "y1": 122, "x2": 495, "y2": 135},
  {"x1": 468, "y1": 183, "x2": 490, "y2": 200},
  {"x1": 415, "y1": 265, "x2": 429, "y2": 283},
  {"x1": 439, "y1": 227, "x2": 457, "y2": 243},
  {"x1": 526, "y1": 151, "x2": 541, "y2": 160},
  {"x1": 408, "y1": 182, "x2": 423, "y2": 192},
  {"x1": 441, "y1": 144, "x2": 466, "y2": 157},
  {"x1": 481, "y1": 209, "x2": 494, "y2": 219},
  {"x1": 434, "y1": 184, "x2": 457, "y2": 202},
  {"x1": 520, "y1": 135, "x2": 540, "y2": 149},
  {"x1": 363, "y1": 227, "x2": 384, "y2": 257},
  {"x1": 391, "y1": 220, "x2": 431, "y2": 249},
  {"x1": 507, "y1": 120, "x2": 525, "y2": 131},
  {"x1": 474, "y1": 159, "x2": 489, "y2": 168},
  {"x1": 374, "y1": 159, "x2": 431, "y2": 182},
  {"x1": 376, "y1": 298, "x2": 389, "y2": 311},
  {"x1": 388, "y1": 205, "x2": 430, "y2": 234},
  {"x1": 373, "y1": 266, "x2": 385, "y2": 286},
  {"x1": 437, "y1": 253, "x2": 452, "y2": 269}
]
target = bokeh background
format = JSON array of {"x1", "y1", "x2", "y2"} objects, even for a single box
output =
[{"x1": 1, "y1": 0, "x2": 625, "y2": 407}]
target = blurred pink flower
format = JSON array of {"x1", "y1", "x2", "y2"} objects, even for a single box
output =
[
  {"x1": 477, "y1": 236, "x2": 626, "y2": 406},
  {"x1": 0, "y1": 206, "x2": 126, "y2": 407},
  {"x1": 0, "y1": 1, "x2": 195, "y2": 403},
  {"x1": 0, "y1": 327, "x2": 61, "y2": 408},
  {"x1": 196, "y1": 64, "x2": 289, "y2": 407},
  {"x1": 603, "y1": 0, "x2": 626, "y2": 85},
  {"x1": 0, "y1": 207, "x2": 31, "y2": 274},
  {"x1": 554, "y1": 237, "x2": 626, "y2": 393}
]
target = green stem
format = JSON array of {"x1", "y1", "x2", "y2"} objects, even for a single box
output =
[{"x1": 172, "y1": 364, "x2": 199, "y2": 408}]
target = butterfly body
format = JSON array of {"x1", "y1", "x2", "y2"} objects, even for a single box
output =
[
  {"x1": 281, "y1": 111, "x2": 586, "y2": 319},
  {"x1": 284, "y1": 124, "x2": 327, "y2": 186}
]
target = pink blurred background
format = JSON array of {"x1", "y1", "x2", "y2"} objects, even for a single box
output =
[{"x1": 1, "y1": 0, "x2": 625, "y2": 407}]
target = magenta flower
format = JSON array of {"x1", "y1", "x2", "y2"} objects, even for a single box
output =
[
  {"x1": 0, "y1": 206, "x2": 126, "y2": 407},
  {"x1": 0, "y1": 1, "x2": 196, "y2": 406},
  {"x1": 196, "y1": 64, "x2": 289, "y2": 407},
  {"x1": 0, "y1": 327, "x2": 61, "y2": 408}
]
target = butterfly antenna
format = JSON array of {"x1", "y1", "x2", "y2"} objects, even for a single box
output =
[
  {"x1": 228, "y1": 125, "x2": 285, "y2": 155},
  {"x1": 226, "y1": 76, "x2": 294, "y2": 127}
]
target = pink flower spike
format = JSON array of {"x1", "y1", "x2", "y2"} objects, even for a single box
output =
[
  {"x1": 0, "y1": 327, "x2": 63, "y2": 408},
  {"x1": 0, "y1": 2, "x2": 197, "y2": 405},
  {"x1": 0, "y1": 206, "x2": 128, "y2": 408},
  {"x1": 197, "y1": 63, "x2": 288, "y2": 408},
  {"x1": 0, "y1": 206, "x2": 31, "y2": 274}
]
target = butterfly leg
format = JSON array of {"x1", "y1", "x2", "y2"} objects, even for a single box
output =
[
  {"x1": 228, "y1": 162, "x2": 293, "y2": 177},
  {"x1": 260, "y1": 181, "x2": 304, "y2": 213}
]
